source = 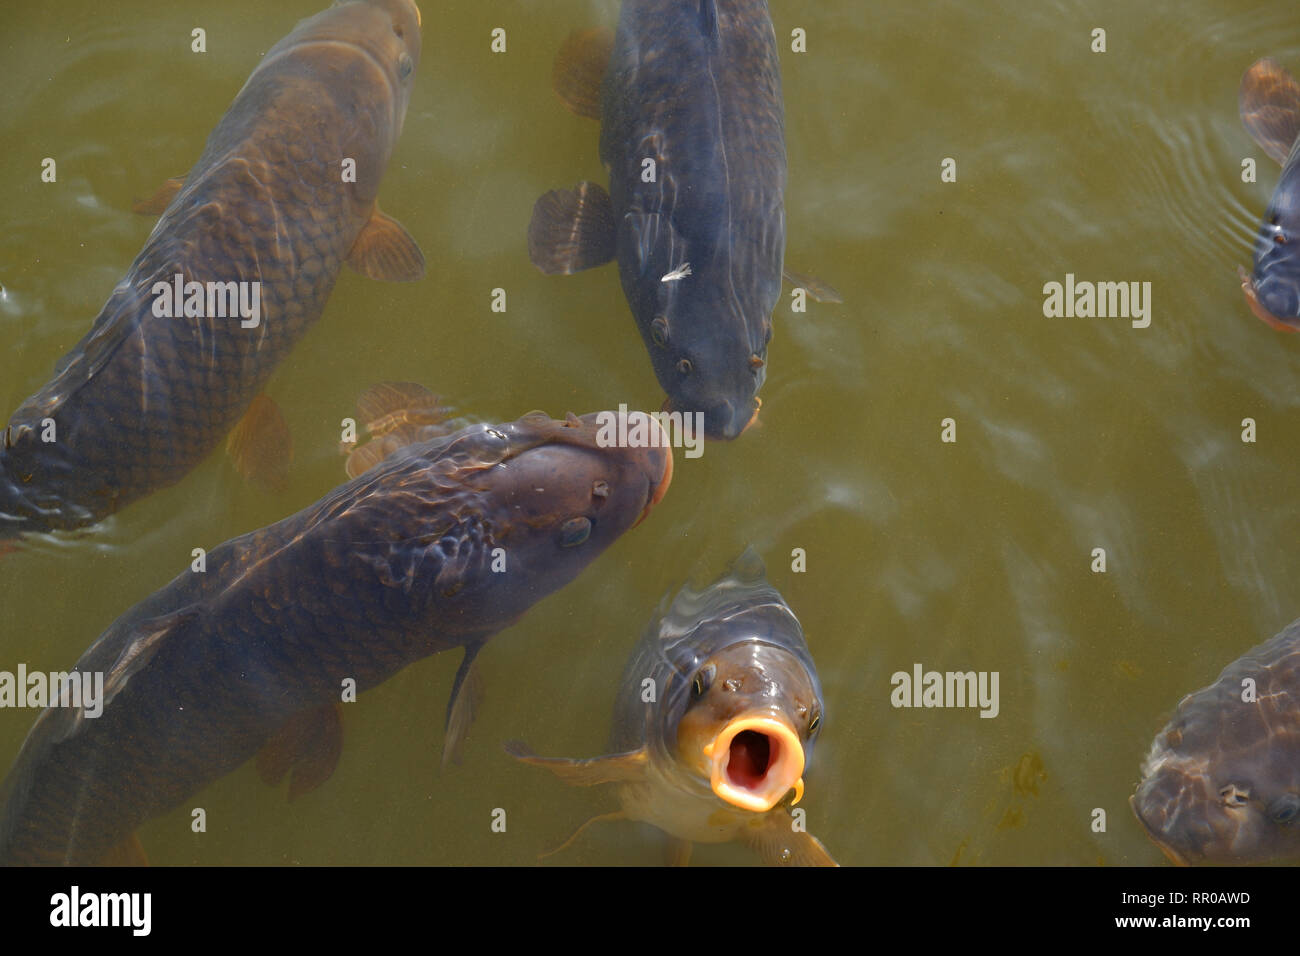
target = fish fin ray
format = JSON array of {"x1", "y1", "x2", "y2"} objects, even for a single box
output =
[
  {"x1": 528, "y1": 182, "x2": 616, "y2": 274},
  {"x1": 552, "y1": 27, "x2": 613, "y2": 119},
  {"x1": 664, "y1": 836, "x2": 693, "y2": 867},
  {"x1": 131, "y1": 176, "x2": 186, "y2": 215},
  {"x1": 356, "y1": 382, "x2": 447, "y2": 437},
  {"x1": 1240, "y1": 58, "x2": 1300, "y2": 166},
  {"x1": 256, "y1": 702, "x2": 344, "y2": 801},
  {"x1": 441, "y1": 643, "x2": 486, "y2": 767},
  {"x1": 226, "y1": 394, "x2": 293, "y2": 493},
  {"x1": 505, "y1": 740, "x2": 648, "y2": 785},
  {"x1": 346, "y1": 206, "x2": 425, "y2": 281},
  {"x1": 538, "y1": 811, "x2": 627, "y2": 860},
  {"x1": 782, "y1": 267, "x2": 844, "y2": 304},
  {"x1": 740, "y1": 812, "x2": 840, "y2": 866}
]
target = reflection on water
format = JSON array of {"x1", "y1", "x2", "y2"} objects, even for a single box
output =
[{"x1": 2, "y1": 0, "x2": 1300, "y2": 864}]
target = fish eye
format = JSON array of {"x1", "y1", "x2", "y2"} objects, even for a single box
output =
[
  {"x1": 691, "y1": 664, "x2": 716, "y2": 698},
  {"x1": 559, "y1": 516, "x2": 592, "y2": 547},
  {"x1": 397, "y1": 53, "x2": 414, "y2": 79},
  {"x1": 808, "y1": 712, "x2": 821, "y2": 734},
  {"x1": 677, "y1": 358, "x2": 693, "y2": 375},
  {"x1": 651, "y1": 317, "x2": 669, "y2": 348},
  {"x1": 1270, "y1": 793, "x2": 1300, "y2": 823},
  {"x1": 591, "y1": 479, "x2": 609, "y2": 499}
]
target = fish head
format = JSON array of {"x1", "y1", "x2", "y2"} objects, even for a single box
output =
[
  {"x1": 1131, "y1": 689, "x2": 1300, "y2": 865},
  {"x1": 638, "y1": 271, "x2": 771, "y2": 442},
  {"x1": 280, "y1": 0, "x2": 422, "y2": 200},
  {"x1": 426, "y1": 409, "x2": 672, "y2": 631},
  {"x1": 674, "y1": 639, "x2": 822, "y2": 813},
  {"x1": 1244, "y1": 164, "x2": 1300, "y2": 328}
]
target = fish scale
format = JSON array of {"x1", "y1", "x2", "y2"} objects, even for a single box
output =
[
  {"x1": 0, "y1": 0, "x2": 424, "y2": 536},
  {"x1": 0, "y1": 410, "x2": 672, "y2": 864}
]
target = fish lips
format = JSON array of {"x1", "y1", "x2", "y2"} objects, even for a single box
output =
[
  {"x1": 702, "y1": 714, "x2": 806, "y2": 813},
  {"x1": 662, "y1": 395, "x2": 762, "y2": 442},
  {"x1": 1240, "y1": 263, "x2": 1300, "y2": 331},
  {"x1": 1130, "y1": 762, "x2": 1259, "y2": 865}
]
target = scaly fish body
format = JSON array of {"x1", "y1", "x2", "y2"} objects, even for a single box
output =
[
  {"x1": 0, "y1": 0, "x2": 424, "y2": 536},
  {"x1": 603, "y1": 0, "x2": 784, "y2": 440},
  {"x1": 1131, "y1": 618, "x2": 1300, "y2": 865},
  {"x1": 0, "y1": 410, "x2": 672, "y2": 864},
  {"x1": 530, "y1": 0, "x2": 785, "y2": 440}
]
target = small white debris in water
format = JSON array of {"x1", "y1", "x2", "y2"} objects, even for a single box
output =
[{"x1": 660, "y1": 262, "x2": 692, "y2": 283}]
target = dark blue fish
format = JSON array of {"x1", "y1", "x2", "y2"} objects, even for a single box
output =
[
  {"x1": 1239, "y1": 58, "x2": 1300, "y2": 330},
  {"x1": 529, "y1": 1, "x2": 835, "y2": 440}
]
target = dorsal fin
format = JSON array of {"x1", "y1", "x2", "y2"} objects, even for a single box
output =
[
  {"x1": 699, "y1": 0, "x2": 718, "y2": 46},
  {"x1": 1240, "y1": 58, "x2": 1300, "y2": 166}
]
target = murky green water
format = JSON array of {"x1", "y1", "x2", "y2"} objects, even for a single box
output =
[{"x1": 3, "y1": 0, "x2": 1300, "y2": 865}]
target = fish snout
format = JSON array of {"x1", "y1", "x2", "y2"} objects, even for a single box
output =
[
  {"x1": 1130, "y1": 763, "x2": 1240, "y2": 865},
  {"x1": 703, "y1": 714, "x2": 806, "y2": 813}
]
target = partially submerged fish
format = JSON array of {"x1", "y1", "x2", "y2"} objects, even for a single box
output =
[
  {"x1": 0, "y1": 408, "x2": 672, "y2": 864},
  {"x1": 1238, "y1": 58, "x2": 1300, "y2": 331},
  {"x1": 0, "y1": 0, "x2": 425, "y2": 537},
  {"x1": 1131, "y1": 617, "x2": 1300, "y2": 865},
  {"x1": 510, "y1": 548, "x2": 836, "y2": 865},
  {"x1": 528, "y1": 0, "x2": 837, "y2": 441}
]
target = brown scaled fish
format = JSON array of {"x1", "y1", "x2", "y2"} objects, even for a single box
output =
[
  {"x1": 1131, "y1": 617, "x2": 1300, "y2": 865},
  {"x1": 509, "y1": 548, "x2": 836, "y2": 865},
  {"x1": 0, "y1": 406, "x2": 672, "y2": 865},
  {"x1": 0, "y1": 0, "x2": 425, "y2": 537}
]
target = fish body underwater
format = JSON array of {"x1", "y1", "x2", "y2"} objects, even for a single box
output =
[
  {"x1": 511, "y1": 548, "x2": 836, "y2": 865},
  {"x1": 1131, "y1": 617, "x2": 1300, "y2": 865},
  {"x1": 529, "y1": 0, "x2": 787, "y2": 440},
  {"x1": 0, "y1": 0, "x2": 425, "y2": 537},
  {"x1": 1238, "y1": 58, "x2": 1300, "y2": 330},
  {"x1": 0, "y1": 410, "x2": 672, "y2": 864}
]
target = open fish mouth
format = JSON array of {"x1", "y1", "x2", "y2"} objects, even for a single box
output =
[
  {"x1": 704, "y1": 716, "x2": 805, "y2": 812},
  {"x1": 1239, "y1": 265, "x2": 1300, "y2": 332}
]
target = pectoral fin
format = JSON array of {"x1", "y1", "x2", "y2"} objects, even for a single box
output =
[
  {"x1": 343, "y1": 382, "x2": 455, "y2": 478},
  {"x1": 552, "y1": 27, "x2": 613, "y2": 119},
  {"x1": 256, "y1": 702, "x2": 344, "y2": 801},
  {"x1": 528, "y1": 182, "x2": 617, "y2": 274},
  {"x1": 441, "y1": 643, "x2": 486, "y2": 767},
  {"x1": 226, "y1": 394, "x2": 293, "y2": 493},
  {"x1": 131, "y1": 176, "x2": 186, "y2": 215},
  {"x1": 504, "y1": 741, "x2": 648, "y2": 786},
  {"x1": 1239, "y1": 58, "x2": 1300, "y2": 167},
  {"x1": 357, "y1": 382, "x2": 448, "y2": 437},
  {"x1": 664, "y1": 836, "x2": 693, "y2": 867},
  {"x1": 740, "y1": 811, "x2": 840, "y2": 866},
  {"x1": 782, "y1": 267, "x2": 844, "y2": 304},
  {"x1": 346, "y1": 206, "x2": 426, "y2": 281}
]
